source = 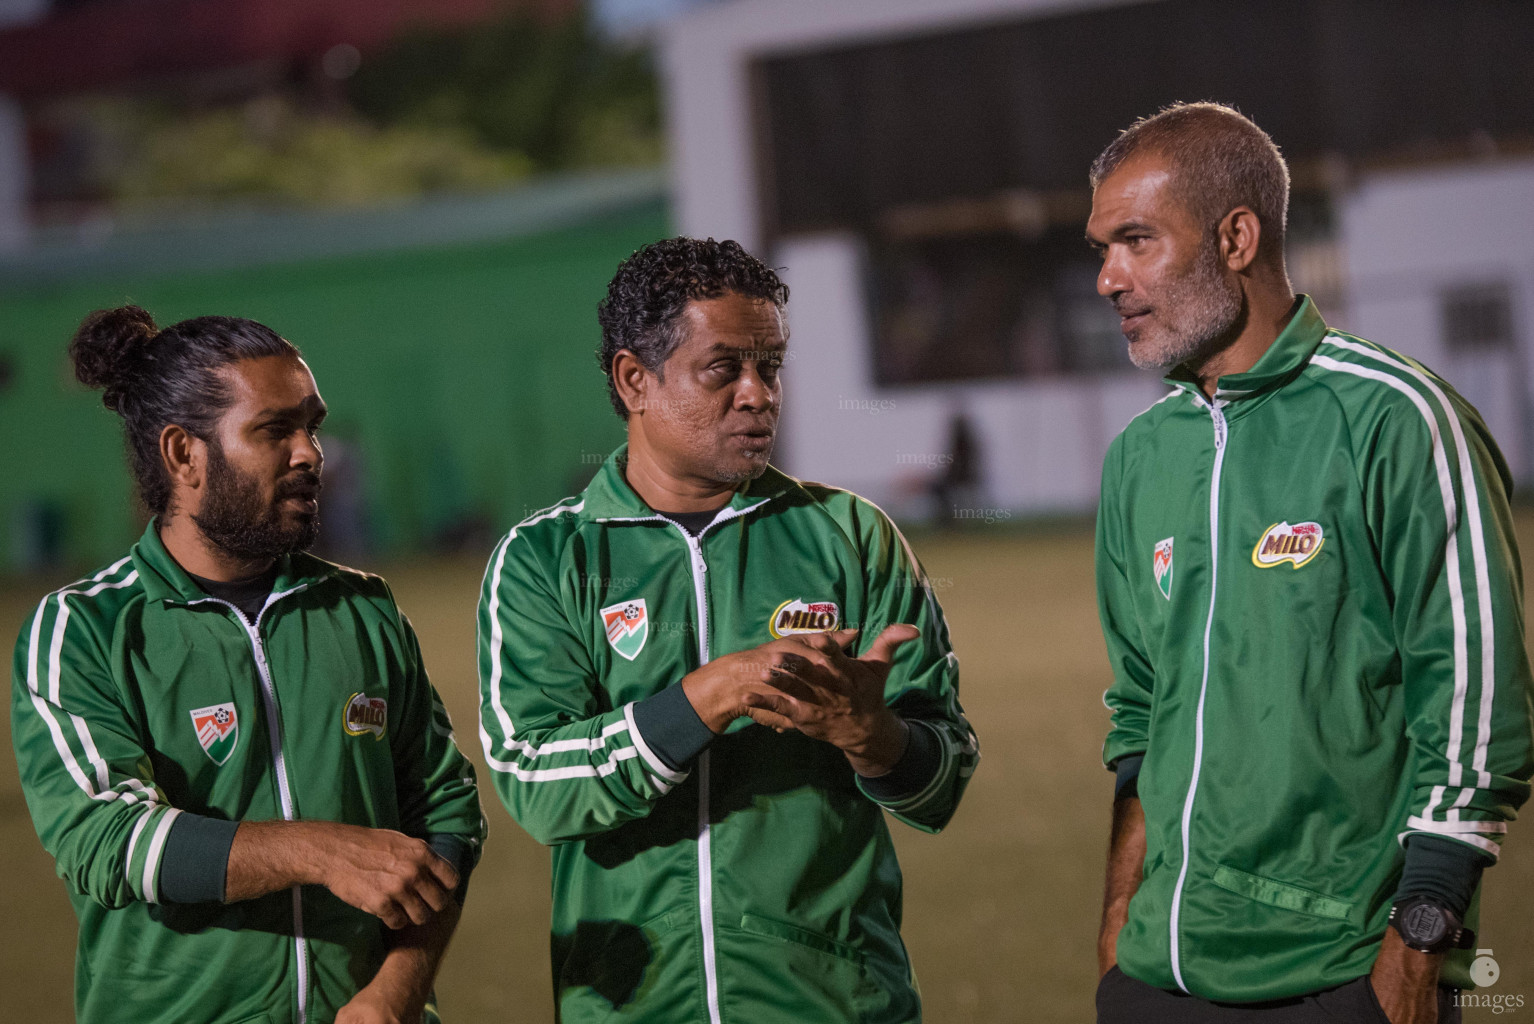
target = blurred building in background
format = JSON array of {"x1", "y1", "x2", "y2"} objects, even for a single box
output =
[{"x1": 662, "y1": 0, "x2": 1534, "y2": 520}]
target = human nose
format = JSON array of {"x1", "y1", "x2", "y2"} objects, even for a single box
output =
[
  {"x1": 1098, "y1": 247, "x2": 1129, "y2": 299},
  {"x1": 291, "y1": 430, "x2": 322, "y2": 473},
  {"x1": 735, "y1": 365, "x2": 776, "y2": 412}
]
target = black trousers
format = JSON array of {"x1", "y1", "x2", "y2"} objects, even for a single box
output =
[{"x1": 1097, "y1": 965, "x2": 1463, "y2": 1023}]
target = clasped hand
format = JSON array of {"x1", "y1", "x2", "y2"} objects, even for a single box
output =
[{"x1": 682, "y1": 624, "x2": 919, "y2": 775}]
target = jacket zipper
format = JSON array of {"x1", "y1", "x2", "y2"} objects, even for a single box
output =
[
  {"x1": 676, "y1": 527, "x2": 723, "y2": 1024},
  {"x1": 192, "y1": 587, "x2": 312, "y2": 1024},
  {"x1": 604, "y1": 501, "x2": 771, "y2": 1024},
  {"x1": 1168, "y1": 398, "x2": 1227, "y2": 994}
]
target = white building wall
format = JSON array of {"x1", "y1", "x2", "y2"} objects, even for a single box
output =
[
  {"x1": 1339, "y1": 157, "x2": 1534, "y2": 481},
  {"x1": 775, "y1": 234, "x2": 1165, "y2": 517}
]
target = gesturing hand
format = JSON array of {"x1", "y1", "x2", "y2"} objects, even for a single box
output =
[
  {"x1": 681, "y1": 645, "x2": 819, "y2": 734},
  {"x1": 744, "y1": 625, "x2": 920, "y2": 775}
]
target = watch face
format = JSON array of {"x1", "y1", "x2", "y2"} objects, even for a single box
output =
[{"x1": 1401, "y1": 902, "x2": 1450, "y2": 946}]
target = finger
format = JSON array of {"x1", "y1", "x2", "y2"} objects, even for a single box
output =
[
  {"x1": 743, "y1": 704, "x2": 797, "y2": 732},
  {"x1": 374, "y1": 899, "x2": 407, "y2": 931},
  {"x1": 396, "y1": 887, "x2": 433, "y2": 927},
  {"x1": 743, "y1": 688, "x2": 802, "y2": 722},
  {"x1": 768, "y1": 647, "x2": 840, "y2": 684},
  {"x1": 427, "y1": 852, "x2": 460, "y2": 893},
  {"x1": 787, "y1": 631, "x2": 859, "y2": 673},
  {"x1": 416, "y1": 874, "x2": 451, "y2": 914},
  {"x1": 764, "y1": 636, "x2": 835, "y2": 663},
  {"x1": 825, "y1": 627, "x2": 860, "y2": 652},
  {"x1": 862, "y1": 624, "x2": 920, "y2": 666},
  {"x1": 759, "y1": 667, "x2": 823, "y2": 704}
]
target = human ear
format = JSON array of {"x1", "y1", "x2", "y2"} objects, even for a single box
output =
[
  {"x1": 1221, "y1": 206, "x2": 1261, "y2": 273},
  {"x1": 160, "y1": 424, "x2": 206, "y2": 493},
  {"x1": 613, "y1": 349, "x2": 651, "y2": 415}
]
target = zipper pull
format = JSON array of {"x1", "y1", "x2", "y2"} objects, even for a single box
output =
[{"x1": 1211, "y1": 409, "x2": 1228, "y2": 450}]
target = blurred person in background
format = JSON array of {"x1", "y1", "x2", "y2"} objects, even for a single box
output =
[
  {"x1": 477, "y1": 237, "x2": 979, "y2": 1024},
  {"x1": 10, "y1": 307, "x2": 485, "y2": 1024},
  {"x1": 1089, "y1": 102, "x2": 1534, "y2": 1023}
]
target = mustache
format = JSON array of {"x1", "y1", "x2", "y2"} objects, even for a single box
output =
[
  {"x1": 275, "y1": 472, "x2": 323, "y2": 501},
  {"x1": 1113, "y1": 298, "x2": 1151, "y2": 318}
]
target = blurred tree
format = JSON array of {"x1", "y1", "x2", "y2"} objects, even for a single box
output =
[
  {"x1": 44, "y1": 5, "x2": 660, "y2": 213},
  {"x1": 347, "y1": 7, "x2": 662, "y2": 173},
  {"x1": 96, "y1": 96, "x2": 533, "y2": 208}
]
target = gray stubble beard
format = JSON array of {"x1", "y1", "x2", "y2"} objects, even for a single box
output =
[{"x1": 1125, "y1": 238, "x2": 1244, "y2": 373}]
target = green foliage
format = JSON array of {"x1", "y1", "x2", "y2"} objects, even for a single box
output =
[
  {"x1": 62, "y1": 8, "x2": 661, "y2": 210},
  {"x1": 347, "y1": 9, "x2": 663, "y2": 173},
  {"x1": 77, "y1": 95, "x2": 533, "y2": 209}
]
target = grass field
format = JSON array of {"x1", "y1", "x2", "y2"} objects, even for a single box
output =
[{"x1": 3, "y1": 522, "x2": 1531, "y2": 1022}]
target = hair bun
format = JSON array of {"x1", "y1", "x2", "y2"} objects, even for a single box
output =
[{"x1": 69, "y1": 305, "x2": 159, "y2": 410}]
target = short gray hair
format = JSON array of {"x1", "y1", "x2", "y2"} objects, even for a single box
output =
[{"x1": 1090, "y1": 102, "x2": 1290, "y2": 262}]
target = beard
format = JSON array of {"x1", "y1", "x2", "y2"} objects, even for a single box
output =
[
  {"x1": 192, "y1": 442, "x2": 322, "y2": 561},
  {"x1": 1120, "y1": 234, "x2": 1244, "y2": 372}
]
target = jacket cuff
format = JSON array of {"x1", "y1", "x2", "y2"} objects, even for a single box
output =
[
  {"x1": 858, "y1": 719, "x2": 939, "y2": 802},
  {"x1": 427, "y1": 833, "x2": 476, "y2": 903},
  {"x1": 630, "y1": 683, "x2": 716, "y2": 772},
  {"x1": 159, "y1": 813, "x2": 239, "y2": 904},
  {"x1": 1394, "y1": 832, "x2": 1494, "y2": 918},
  {"x1": 1112, "y1": 754, "x2": 1145, "y2": 802}
]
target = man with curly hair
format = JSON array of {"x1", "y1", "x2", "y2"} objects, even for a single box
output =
[{"x1": 477, "y1": 236, "x2": 979, "y2": 1024}]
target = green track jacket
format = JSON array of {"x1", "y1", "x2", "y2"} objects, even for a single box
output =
[
  {"x1": 10, "y1": 523, "x2": 485, "y2": 1024},
  {"x1": 1098, "y1": 297, "x2": 1534, "y2": 1001},
  {"x1": 477, "y1": 451, "x2": 979, "y2": 1024}
]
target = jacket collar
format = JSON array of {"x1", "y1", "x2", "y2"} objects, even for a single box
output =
[
  {"x1": 578, "y1": 444, "x2": 795, "y2": 523},
  {"x1": 132, "y1": 518, "x2": 336, "y2": 606},
  {"x1": 1163, "y1": 295, "x2": 1327, "y2": 409}
]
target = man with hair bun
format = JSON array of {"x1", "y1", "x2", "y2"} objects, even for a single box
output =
[
  {"x1": 11, "y1": 306, "x2": 486, "y2": 1024},
  {"x1": 477, "y1": 236, "x2": 979, "y2": 1023},
  {"x1": 1089, "y1": 103, "x2": 1534, "y2": 1022}
]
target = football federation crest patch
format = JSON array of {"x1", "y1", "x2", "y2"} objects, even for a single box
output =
[
  {"x1": 601, "y1": 599, "x2": 649, "y2": 661},
  {"x1": 1152, "y1": 538, "x2": 1174, "y2": 600},
  {"x1": 190, "y1": 703, "x2": 239, "y2": 765},
  {"x1": 1253, "y1": 521, "x2": 1326, "y2": 569},
  {"x1": 769, "y1": 598, "x2": 841, "y2": 638},
  {"x1": 343, "y1": 692, "x2": 388, "y2": 739}
]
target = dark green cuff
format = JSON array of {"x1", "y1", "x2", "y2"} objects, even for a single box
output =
[
  {"x1": 1112, "y1": 754, "x2": 1144, "y2": 802},
  {"x1": 631, "y1": 683, "x2": 716, "y2": 771},
  {"x1": 1394, "y1": 833, "x2": 1494, "y2": 919},
  {"x1": 159, "y1": 813, "x2": 239, "y2": 904},
  {"x1": 858, "y1": 719, "x2": 940, "y2": 802},
  {"x1": 427, "y1": 833, "x2": 476, "y2": 903}
]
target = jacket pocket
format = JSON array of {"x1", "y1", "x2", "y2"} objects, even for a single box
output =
[
  {"x1": 1212, "y1": 864, "x2": 1354, "y2": 921},
  {"x1": 737, "y1": 913, "x2": 866, "y2": 965},
  {"x1": 718, "y1": 913, "x2": 901, "y2": 1024}
]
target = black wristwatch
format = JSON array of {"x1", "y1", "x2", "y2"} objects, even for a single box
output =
[{"x1": 1388, "y1": 895, "x2": 1476, "y2": 954}]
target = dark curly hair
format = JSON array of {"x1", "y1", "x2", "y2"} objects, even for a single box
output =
[
  {"x1": 69, "y1": 305, "x2": 299, "y2": 515},
  {"x1": 596, "y1": 237, "x2": 789, "y2": 418}
]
